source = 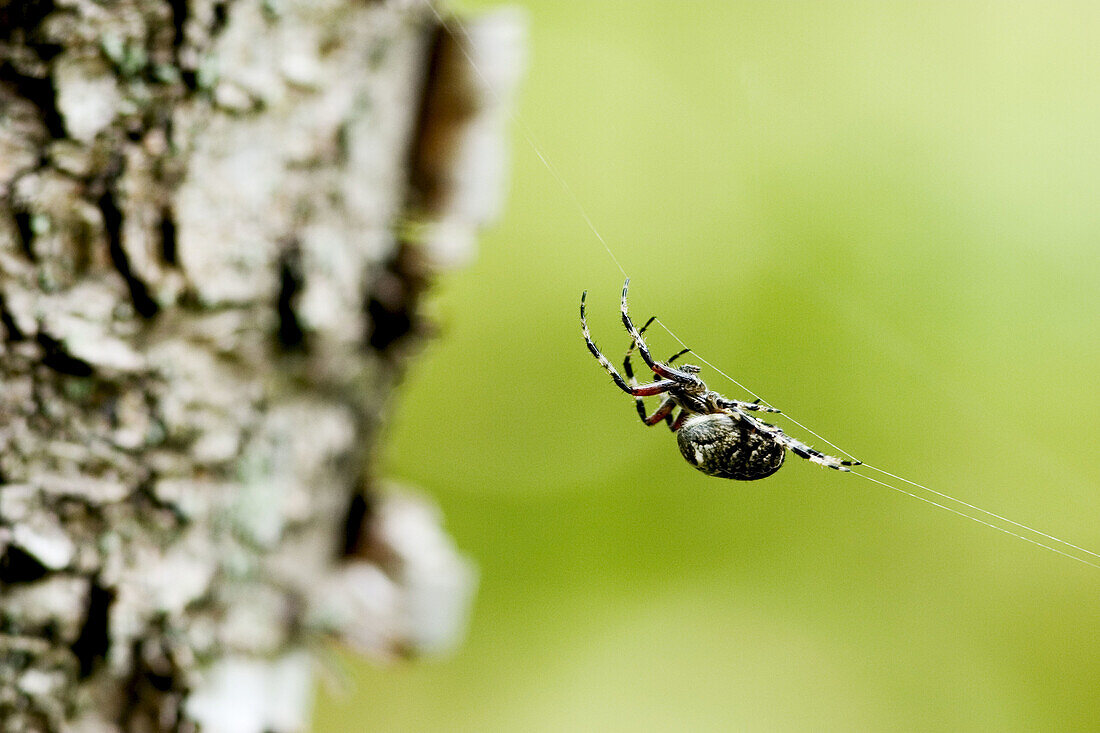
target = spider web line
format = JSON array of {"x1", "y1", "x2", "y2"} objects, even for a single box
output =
[
  {"x1": 426, "y1": 3, "x2": 1100, "y2": 571},
  {"x1": 850, "y1": 472, "x2": 1100, "y2": 570},
  {"x1": 857, "y1": 463, "x2": 1100, "y2": 562},
  {"x1": 654, "y1": 318, "x2": 1100, "y2": 565}
]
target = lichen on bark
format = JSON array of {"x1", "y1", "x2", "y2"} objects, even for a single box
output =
[{"x1": 0, "y1": 1, "x2": 523, "y2": 730}]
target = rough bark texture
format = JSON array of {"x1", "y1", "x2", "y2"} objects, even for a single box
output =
[{"x1": 0, "y1": 1, "x2": 524, "y2": 730}]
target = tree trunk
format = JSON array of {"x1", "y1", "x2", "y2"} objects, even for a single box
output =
[{"x1": 0, "y1": 1, "x2": 524, "y2": 730}]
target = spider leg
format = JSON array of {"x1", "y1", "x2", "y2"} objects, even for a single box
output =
[
  {"x1": 715, "y1": 396, "x2": 781, "y2": 414},
  {"x1": 667, "y1": 348, "x2": 691, "y2": 365},
  {"x1": 620, "y1": 279, "x2": 694, "y2": 381},
  {"x1": 624, "y1": 316, "x2": 689, "y2": 379},
  {"x1": 624, "y1": 319, "x2": 690, "y2": 428},
  {"x1": 622, "y1": 315, "x2": 656, "y2": 385},
  {"x1": 623, "y1": 341, "x2": 682, "y2": 429},
  {"x1": 624, "y1": 333, "x2": 652, "y2": 420},
  {"x1": 725, "y1": 408, "x2": 860, "y2": 471},
  {"x1": 582, "y1": 291, "x2": 679, "y2": 397},
  {"x1": 669, "y1": 409, "x2": 688, "y2": 431},
  {"x1": 638, "y1": 396, "x2": 678, "y2": 426}
]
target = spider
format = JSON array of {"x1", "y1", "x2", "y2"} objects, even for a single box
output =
[{"x1": 580, "y1": 279, "x2": 860, "y2": 480}]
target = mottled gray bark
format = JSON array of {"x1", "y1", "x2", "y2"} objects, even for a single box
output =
[{"x1": 0, "y1": 1, "x2": 523, "y2": 731}]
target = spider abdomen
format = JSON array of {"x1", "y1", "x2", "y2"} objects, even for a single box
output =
[{"x1": 676, "y1": 413, "x2": 785, "y2": 481}]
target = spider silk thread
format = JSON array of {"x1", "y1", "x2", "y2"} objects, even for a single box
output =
[
  {"x1": 649, "y1": 321, "x2": 1100, "y2": 567},
  {"x1": 426, "y1": 3, "x2": 1100, "y2": 572}
]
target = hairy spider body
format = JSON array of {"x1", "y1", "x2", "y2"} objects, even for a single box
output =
[
  {"x1": 676, "y1": 413, "x2": 785, "y2": 480},
  {"x1": 580, "y1": 279, "x2": 858, "y2": 481}
]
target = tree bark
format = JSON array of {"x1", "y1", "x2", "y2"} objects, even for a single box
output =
[{"x1": 0, "y1": 1, "x2": 524, "y2": 730}]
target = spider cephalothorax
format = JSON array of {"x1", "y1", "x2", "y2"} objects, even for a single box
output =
[{"x1": 580, "y1": 279, "x2": 859, "y2": 480}]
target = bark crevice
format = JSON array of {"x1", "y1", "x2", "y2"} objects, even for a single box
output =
[{"x1": 70, "y1": 580, "x2": 114, "y2": 679}]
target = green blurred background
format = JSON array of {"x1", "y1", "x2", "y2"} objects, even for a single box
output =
[{"x1": 318, "y1": 2, "x2": 1100, "y2": 730}]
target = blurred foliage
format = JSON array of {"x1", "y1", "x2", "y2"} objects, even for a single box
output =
[{"x1": 317, "y1": 2, "x2": 1100, "y2": 730}]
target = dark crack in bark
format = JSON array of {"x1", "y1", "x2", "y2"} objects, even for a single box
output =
[
  {"x1": 36, "y1": 331, "x2": 94, "y2": 377},
  {"x1": 98, "y1": 182, "x2": 161, "y2": 319},
  {"x1": 365, "y1": 240, "x2": 432, "y2": 357},
  {"x1": 0, "y1": 545, "x2": 51, "y2": 584},
  {"x1": 70, "y1": 581, "x2": 114, "y2": 678},
  {"x1": 276, "y1": 238, "x2": 306, "y2": 351}
]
